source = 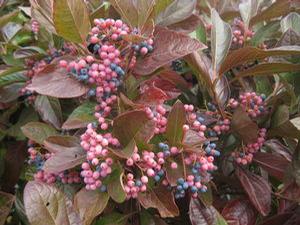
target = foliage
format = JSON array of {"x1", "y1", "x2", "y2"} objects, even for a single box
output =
[{"x1": 1, "y1": 0, "x2": 300, "y2": 225}]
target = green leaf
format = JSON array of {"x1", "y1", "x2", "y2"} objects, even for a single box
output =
[
  {"x1": 53, "y1": 0, "x2": 91, "y2": 43},
  {"x1": 268, "y1": 105, "x2": 300, "y2": 139},
  {"x1": 62, "y1": 101, "x2": 97, "y2": 130},
  {"x1": 21, "y1": 122, "x2": 58, "y2": 144},
  {"x1": 74, "y1": 189, "x2": 109, "y2": 225},
  {"x1": 14, "y1": 46, "x2": 47, "y2": 59},
  {"x1": 211, "y1": 8, "x2": 232, "y2": 74},
  {"x1": 106, "y1": 163, "x2": 126, "y2": 203},
  {"x1": 35, "y1": 95, "x2": 63, "y2": 129},
  {"x1": 239, "y1": 0, "x2": 261, "y2": 29},
  {"x1": 0, "y1": 9, "x2": 19, "y2": 28},
  {"x1": 251, "y1": 21, "x2": 281, "y2": 46},
  {"x1": 0, "y1": 191, "x2": 15, "y2": 225},
  {"x1": 95, "y1": 212, "x2": 129, "y2": 225},
  {"x1": 165, "y1": 101, "x2": 186, "y2": 146},
  {"x1": 281, "y1": 12, "x2": 300, "y2": 34},
  {"x1": 7, "y1": 107, "x2": 39, "y2": 140},
  {"x1": 156, "y1": 0, "x2": 196, "y2": 26},
  {"x1": 154, "y1": 0, "x2": 173, "y2": 16},
  {"x1": 24, "y1": 181, "x2": 82, "y2": 225},
  {"x1": 220, "y1": 46, "x2": 300, "y2": 75}
]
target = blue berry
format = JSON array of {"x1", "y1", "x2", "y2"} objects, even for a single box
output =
[
  {"x1": 176, "y1": 185, "x2": 183, "y2": 191},
  {"x1": 197, "y1": 116, "x2": 205, "y2": 123},
  {"x1": 100, "y1": 185, "x2": 107, "y2": 192},
  {"x1": 157, "y1": 170, "x2": 164, "y2": 176},
  {"x1": 154, "y1": 175, "x2": 160, "y2": 182},
  {"x1": 177, "y1": 178, "x2": 184, "y2": 185},
  {"x1": 110, "y1": 63, "x2": 117, "y2": 70},
  {"x1": 191, "y1": 186, "x2": 198, "y2": 193},
  {"x1": 182, "y1": 182, "x2": 189, "y2": 190}
]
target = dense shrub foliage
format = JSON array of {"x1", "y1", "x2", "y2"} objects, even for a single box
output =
[{"x1": 1, "y1": 0, "x2": 300, "y2": 225}]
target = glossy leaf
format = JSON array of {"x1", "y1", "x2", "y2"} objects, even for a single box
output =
[
  {"x1": 156, "y1": 0, "x2": 196, "y2": 26},
  {"x1": 27, "y1": 64, "x2": 89, "y2": 98},
  {"x1": 134, "y1": 26, "x2": 205, "y2": 75},
  {"x1": 220, "y1": 46, "x2": 300, "y2": 75},
  {"x1": 74, "y1": 189, "x2": 109, "y2": 225},
  {"x1": 222, "y1": 198, "x2": 257, "y2": 225},
  {"x1": 62, "y1": 101, "x2": 97, "y2": 130},
  {"x1": 239, "y1": 0, "x2": 260, "y2": 29},
  {"x1": 231, "y1": 107, "x2": 259, "y2": 144},
  {"x1": 211, "y1": 9, "x2": 232, "y2": 74},
  {"x1": 53, "y1": 0, "x2": 91, "y2": 43},
  {"x1": 106, "y1": 164, "x2": 126, "y2": 203},
  {"x1": 138, "y1": 186, "x2": 179, "y2": 218},
  {"x1": 189, "y1": 198, "x2": 227, "y2": 225},
  {"x1": 281, "y1": 12, "x2": 300, "y2": 34},
  {"x1": 168, "y1": 14, "x2": 202, "y2": 34},
  {"x1": 24, "y1": 181, "x2": 82, "y2": 225},
  {"x1": 235, "y1": 166, "x2": 271, "y2": 216},
  {"x1": 34, "y1": 95, "x2": 62, "y2": 129},
  {"x1": 21, "y1": 122, "x2": 58, "y2": 145},
  {"x1": 165, "y1": 101, "x2": 186, "y2": 146},
  {"x1": 253, "y1": 152, "x2": 289, "y2": 181}
]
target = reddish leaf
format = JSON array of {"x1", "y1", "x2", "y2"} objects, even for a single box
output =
[
  {"x1": 221, "y1": 198, "x2": 257, "y2": 225},
  {"x1": 165, "y1": 101, "x2": 186, "y2": 146},
  {"x1": 235, "y1": 166, "x2": 271, "y2": 216},
  {"x1": 113, "y1": 110, "x2": 155, "y2": 157},
  {"x1": 137, "y1": 82, "x2": 169, "y2": 105},
  {"x1": 231, "y1": 107, "x2": 259, "y2": 144},
  {"x1": 165, "y1": 154, "x2": 185, "y2": 186},
  {"x1": 134, "y1": 26, "x2": 205, "y2": 75},
  {"x1": 43, "y1": 135, "x2": 80, "y2": 153},
  {"x1": 260, "y1": 213, "x2": 294, "y2": 225},
  {"x1": 167, "y1": 14, "x2": 202, "y2": 34},
  {"x1": 74, "y1": 188, "x2": 109, "y2": 225},
  {"x1": 189, "y1": 198, "x2": 227, "y2": 225},
  {"x1": 182, "y1": 129, "x2": 206, "y2": 152},
  {"x1": 27, "y1": 63, "x2": 89, "y2": 98},
  {"x1": 0, "y1": 191, "x2": 15, "y2": 225},
  {"x1": 278, "y1": 182, "x2": 300, "y2": 202},
  {"x1": 158, "y1": 70, "x2": 189, "y2": 90},
  {"x1": 219, "y1": 46, "x2": 300, "y2": 75},
  {"x1": 253, "y1": 152, "x2": 289, "y2": 181},
  {"x1": 138, "y1": 186, "x2": 179, "y2": 218},
  {"x1": 264, "y1": 139, "x2": 292, "y2": 161}
]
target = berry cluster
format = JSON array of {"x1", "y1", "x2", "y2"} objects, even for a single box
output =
[
  {"x1": 31, "y1": 19, "x2": 39, "y2": 34},
  {"x1": 229, "y1": 92, "x2": 266, "y2": 118},
  {"x1": 232, "y1": 18, "x2": 255, "y2": 46},
  {"x1": 145, "y1": 105, "x2": 168, "y2": 134},
  {"x1": 231, "y1": 128, "x2": 266, "y2": 164},
  {"x1": 123, "y1": 173, "x2": 148, "y2": 199}
]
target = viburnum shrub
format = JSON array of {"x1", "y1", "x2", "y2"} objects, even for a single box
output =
[{"x1": 1, "y1": 1, "x2": 300, "y2": 225}]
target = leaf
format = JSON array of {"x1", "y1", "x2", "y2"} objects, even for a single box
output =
[
  {"x1": 27, "y1": 63, "x2": 89, "y2": 98},
  {"x1": 251, "y1": 21, "x2": 281, "y2": 46},
  {"x1": 165, "y1": 101, "x2": 186, "y2": 146},
  {"x1": 239, "y1": 0, "x2": 261, "y2": 29},
  {"x1": 154, "y1": 0, "x2": 173, "y2": 16},
  {"x1": 211, "y1": 9, "x2": 232, "y2": 75},
  {"x1": 0, "y1": 191, "x2": 15, "y2": 225},
  {"x1": 14, "y1": 46, "x2": 47, "y2": 59},
  {"x1": 250, "y1": 1, "x2": 293, "y2": 26},
  {"x1": 235, "y1": 63, "x2": 300, "y2": 78},
  {"x1": 43, "y1": 135, "x2": 80, "y2": 153},
  {"x1": 24, "y1": 181, "x2": 82, "y2": 225},
  {"x1": 156, "y1": 0, "x2": 196, "y2": 26},
  {"x1": 260, "y1": 213, "x2": 295, "y2": 225},
  {"x1": 62, "y1": 101, "x2": 97, "y2": 130},
  {"x1": 138, "y1": 185, "x2": 179, "y2": 218},
  {"x1": 95, "y1": 212, "x2": 129, "y2": 225},
  {"x1": 74, "y1": 189, "x2": 109, "y2": 225},
  {"x1": 235, "y1": 166, "x2": 271, "y2": 216},
  {"x1": 289, "y1": 142, "x2": 300, "y2": 186},
  {"x1": 106, "y1": 164, "x2": 126, "y2": 203},
  {"x1": 30, "y1": 0, "x2": 56, "y2": 34},
  {"x1": 0, "y1": 67, "x2": 27, "y2": 87},
  {"x1": 109, "y1": 0, "x2": 155, "y2": 31},
  {"x1": 281, "y1": 12, "x2": 300, "y2": 34},
  {"x1": 221, "y1": 198, "x2": 257, "y2": 225},
  {"x1": 35, "y1": 95, "x2": 62, "y2": 129},
  {"x1": 134, "y1": 26, "x2": 205, "y2": 75},
  {"x1": 113, "y1": 110, "x2": 155, "y2": 157},
  {"x1": 277, "y1": 28, "x2": 300, "y2": 47},
  {"x1": 219, "y1": 46, "x2": 300, "y2": 75},
  {"x1": 253, "y1": 152, "x2": 289, "y2": 181},
  {"x1": 182, "y1": 129, "x2": 206, "y2": 152},
  {"x1": 189, "y1": 198, "x2": 228, "y2": 225},
  {"x1": 21, "y1": 122, "x2": 58, "y2": 145},
  {"x1": 231, "y1": 107, "x2": 259, "y2": 144},
  {"x1": 264, "y1": 139, "x2": 292, "y2": 161},
  {"x1": 165, "y1": 155, "x2": 185, "y2": 186},
  {"x1": 53, "y1": 0, "x2": 91, "y2": 43},
  {"x1": 43, "y1": 144, "x2": 85, "y2": 173},
  {"x1": 1, "y1": 22, "x2": 22, "y2": 41},
  {"x1": 268, "y1": 105, "x2": 300, "y2": 139},
  {"x1": 167, "y1": 14, "x2": 202, "y2": 34},
  {"x1": 0, "y1": 83, "x2": 23, "y2": 103}
]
